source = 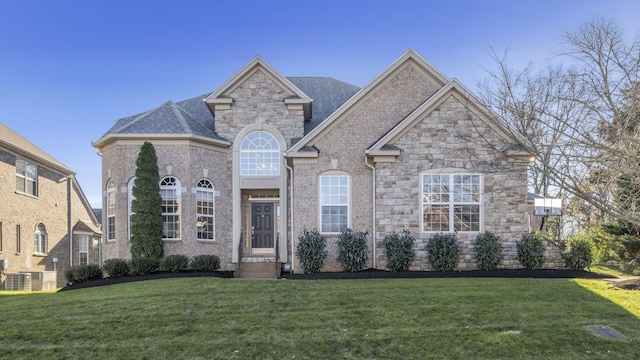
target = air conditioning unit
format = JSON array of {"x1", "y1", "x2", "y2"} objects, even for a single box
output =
[
  {"x1": 22, "y1": 271, "x2": 57, "y2": 291},
  {"x1": 5, "y1": 273, "x2": 32, "y2": 291}
]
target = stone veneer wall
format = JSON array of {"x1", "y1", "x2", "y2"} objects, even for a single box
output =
[{"x1": 374, "y1": 95, "x2": 562, "y2": 270}]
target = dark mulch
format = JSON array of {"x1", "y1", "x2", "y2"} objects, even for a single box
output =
[
  {"x1": 58, "y1": 268, "x2": 616, "y2": 292},
  {"x1": 613, "y1": 278, "x2": 640, "y2": 290}
]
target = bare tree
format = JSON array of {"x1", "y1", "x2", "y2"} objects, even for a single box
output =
[{"x1": 478, "y1": 18, "x2": 640, "y2": 229}]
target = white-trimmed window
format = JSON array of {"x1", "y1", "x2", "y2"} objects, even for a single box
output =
[
  {"x1": 240, "y1": 131, "x2": 280, "y2": 176},
  {"x1": 319, "y1": 174, "x2": 350, "y2": 233},
  {"x1": 79, "y1": 235, "x2": 89, "y2": 265},
  {"x1": 127, "y1": 177, "x2": 136, "y2": 241},
  {"x1": 422, "y1": 173, "x2": 482, "y2": 232},
  {"x1": 160, "y1": 176, "x2": 181, "y2": 240},
  {"x1": 34, "y1": 223, "x2": 47, "y2": 254},
  {"x1": 196, "y1": 179, "x2": 215, "y2": 241},
  {"x1": 106, "y1": 179, "x2": 116, "y2": 241},
  {"x1": 16, "y1": 159, "x2": 37, "y2": 196},
  {"x1": 92, "y1": 237, "x2": 100, "y2": 264}
]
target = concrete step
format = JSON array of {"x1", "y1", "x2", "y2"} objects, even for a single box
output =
[{"x1": 235, "y1": 261, "x2": 281, "y2": 279}]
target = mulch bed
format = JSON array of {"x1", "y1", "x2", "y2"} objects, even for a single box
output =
[{"x1": 58, "y1": 268, "x2": 630, "y2": 292}]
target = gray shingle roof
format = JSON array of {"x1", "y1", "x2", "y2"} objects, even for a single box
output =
[{"x1": 100, "y1": 77, "x2": 360, "y2": 141}]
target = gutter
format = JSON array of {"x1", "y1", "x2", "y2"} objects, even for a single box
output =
[
  {"x1": 284, "y1": 158, "x2": 295, "y2": 273},
  {"x1": 67, "y1": 176, "x2": 73, "y2": 267},
  {"x1": 363, "y1": 153, "x2": 376, "y2": 269}
]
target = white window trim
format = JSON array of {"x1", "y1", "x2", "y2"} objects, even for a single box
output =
[
  {"x1": 79, "y1": 234, "x2": 89, "y2": 265},
  {"x1": 318, "y1": 172, "x2": 351, "y2": 234},
  {"x1": 33, "y1": 223, "x2": 47, "y2": 255},
  {"x1": 106, "y1": 179, "x2": 116, "y2": 241},
  {"x1": 160, "y1": 176, "x2": 182, "y2": 241},
  {"x1": 16, "y1": 159, "x2": 38, "y2": 197},
  {"x1": 420, "y1": 172, "x2": 483, "y2": 234},
  {"x1": 196, "y1": 179, "x2": 215, "y2": 241},
  {"x1": 239, "y1": 131, "x2": 281, "y2": 176}
]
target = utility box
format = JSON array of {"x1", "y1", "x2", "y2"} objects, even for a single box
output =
[
  {"x1": 5, "y1": 273, "x2": 32, "y2": 291},
  {"x1": 22, "y1": 271, "x2": 57, "y2": 291}
]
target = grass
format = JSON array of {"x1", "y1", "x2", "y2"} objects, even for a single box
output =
[
  {"x1": 1, "y1": 277, "x2": 639, "y2": 359},
  {"x1": 591, "y1": 263, "x2": 639, "y2": 278}
]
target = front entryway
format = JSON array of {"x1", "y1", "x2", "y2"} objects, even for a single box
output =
[{"x1": 251, "y1": 202, "x2": 274, "y2": 249}]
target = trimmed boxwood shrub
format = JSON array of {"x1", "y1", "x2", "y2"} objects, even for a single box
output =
[
  {"x1": 64, "y1": 264, "x2": 103, "y2": 283},
  {"x1": 474, "y1": 232, "x2": 504, "y2": 270},
  {"x1": 128, "y1": 257, "x2": 160, "y2": 275},
  {"x1": 190, "y1": 255, "x2": 221, "y2": 272},
  {"x1": 383, "y1": 229, "x2": 416, "y2": 272},
  {"x1": 101, "y1": 258, "x2": 130, "y2": 277},
  {"x1": 160, "y1": 254, "x2": 189, "y2": 272},
  {"x1": 517, "y1": 232, "x2": 546, "y2": 270},
  {"x1": 296, "y1": 228, "x2": 328, "y2": 274},
  {"x1": 337, "y1": 229, "x2": 369, "y2": 272},
  {"x1": 563, "y1": 237, "x2": 593, "y2": 271},
  {"x1": 426, "y1": 233, "x2": 459, "y2": 271}
]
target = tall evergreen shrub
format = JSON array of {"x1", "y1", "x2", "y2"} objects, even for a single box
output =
[
  {"x1": 474, "y1": 232, "x2": 504, "y2": 270},
  {"x1": 426, "y1": 233, "x2": 459, "y2": 271},
  {"x1": 296, "y1": 228, "x2": 327, "y2": 274},
  {"x1": 337, "y1": 229, "x2": 369, "y2": 272},
  {"x1": 517, "y1": 232, "x2": 546, "y2": 269},
  {"x1": 130, "y1": 141, "x2": 164, "y2": 259},
  {"x1": 383, "y1": 229, "x2": 416, "y2": 272}
]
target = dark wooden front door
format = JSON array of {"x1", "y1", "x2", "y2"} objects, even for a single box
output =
[{"x1": 251, "y1": 203, "x2": 274, "y2": 249}]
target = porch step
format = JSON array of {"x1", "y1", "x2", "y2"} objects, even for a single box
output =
[{"x1": 235, "y1": 261, "x2": 281, "y2": 279}]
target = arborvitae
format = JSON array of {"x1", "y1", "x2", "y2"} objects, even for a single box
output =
[{"x1": 130, "y1": 141, "x2": 164, "y2": 259}]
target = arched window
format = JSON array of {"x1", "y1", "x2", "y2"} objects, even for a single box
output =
[
  {"x1": 106, "y1": 179, "x2": 116, "y2": 241},
  {"x1": 196, "y1": 179, "x2": 215, "y2": 241},
  {"x1": 34, "y1": 223, "x2": 47, "y2": 254},
  {"x1": 160, "y1": 176, "x2": 181, "y2": 240},
  {"x1": 127, "y1": 177, "x2": 136, "y2": 241},
  {"x1": 240, "y1": 131, "x2": 280, "y2": 176}
]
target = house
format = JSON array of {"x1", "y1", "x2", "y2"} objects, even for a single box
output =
[
  {"x1": 0, "y1": 123, "x2": 101, "y2": 289},
  {"x1": 93, "y1": 49, "x2": 553, "y2": 276}
]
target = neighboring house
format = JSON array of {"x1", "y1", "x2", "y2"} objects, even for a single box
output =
[
  {"x1": 93, "y1": 49, "x2": 557, "y2": 276},
  {"x1": 0, "y1": 123, "x2": 101, "y2": 289}
]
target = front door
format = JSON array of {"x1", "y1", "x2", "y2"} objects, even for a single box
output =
[{"x1": 251, "y1": 202, "x2": 274, "y2": 249}]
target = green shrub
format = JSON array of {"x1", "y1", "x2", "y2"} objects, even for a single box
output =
[
  {"x1": 426, "y1": 233, "x2": 460, "y2": 271},
  {"x1": 101, "y1": 258, "x2": 130, "y2": 277},
  {"x1": 517, "y1": 232, "x2": 546, "y2": 270},
  {"x1": 190, "y1": 255, "x2": 221, "y2": 272},
  {"x1": 337, "y1": 229, "x2": 369, "y2": 272},
  {"x1": 160, "y1": 254, "x2": 189, "y2": 272},
  {"x1": 128, "y1": 257, "x2": 160, "y2": 275},
  {"x1": 562, "y1": 236, "x2": 593, "y2": 270},
  {"x1": 474, "y1": 232, "x2": 504, "y2": 270},
  {"x1": 64, "y1": 264, "x2": 103, "y2": 283},
  {"x1": 296, "y1": 228, "x2": 328, "y2": 274},
  {"x1": 383, "y1": 229, "x2": 416, "y2": 272}
]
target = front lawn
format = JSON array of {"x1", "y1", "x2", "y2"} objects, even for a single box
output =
[{"x1": 1, "y1": 277, "x2": 639, "y2": 359}]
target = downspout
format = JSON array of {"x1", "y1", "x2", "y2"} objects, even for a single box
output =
[
  {"x1": 284, "y1": 158, "x2": 295, "y2": 273},
  {"x1": 67, "y1": 176, "x2": 73, "y2": 267},
  {"x1": 363, "y1": 153, "x2": 376, "y2": 269}
]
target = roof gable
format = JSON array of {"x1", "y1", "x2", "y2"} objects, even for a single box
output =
[
  {"x1": 204, "y1": 56, "x2": 312, "y2": 112},
  {"x1": 368, "y1": 78, "x2": 531, "y2": 156},
  {"x1": 287, "y1": 49, "x2": 449, "y2": 155},
  {"x1": 0, "y1": 122, "x2": 73, "y2": 175}
]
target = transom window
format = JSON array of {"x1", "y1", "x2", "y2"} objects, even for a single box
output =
[
  {"x1": 16, "y1": 159, "x2": 37, "y2": 196},
  {"x1": 106, "y1": 179, "x2": 116, "y2": 241},
  {"x1": 34, "y1": 223, "x2": 47, "y2": 254},
  {"x1": 196, "y1": 179, "x2": 215, "y2": 241},
  {"x1": 422, "y1": 174, "x2": 482, "y2": 232},
  {"x1": 319, "y1": 175, "x2": 350, "y2": 233},
  {"x1": 160, "y1": 176, "x2": 181, "y2": 240},
  {"x1": 240, "y1": 131, "x2": 280, "y2": 176}
]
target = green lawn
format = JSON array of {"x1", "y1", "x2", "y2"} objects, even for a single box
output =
[{"x1": 1, "y1": 277, "x2": 639, "y2": 359}]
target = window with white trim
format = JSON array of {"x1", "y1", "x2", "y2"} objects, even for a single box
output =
[
  {"x1": 240, "y1": 131, "x2": 280, "y2": 176},
  {"x1": 79, "y1": 235, "x2": 89, "y2": 265},
  {"x1": 160, "y1": 176, "x2": 181, "y2": 240},
  {"x1": 16, "y1": 159, "x2": 37, "y2": 196},
  {"x1": 106, "y1": 179, "x2": 116, "y2": 241},
  {"x1": 319, "y1": 174, "x2": 350, "y2": 233},
  {"x1": 34, "y1": 223, "x2": 47, "y2": 254},
  {"x1": 422, "y1": 174, "x2": 482, "y2": 232},
  {"x1": 127, "y1": 177, "x2": 136, "y2": 241},
  {"x1": 196, "y1": 179, "x2": 215, "y2": 240},
  {"x1": 92, "y1": 237, "x2": 100, "y2": 265}
]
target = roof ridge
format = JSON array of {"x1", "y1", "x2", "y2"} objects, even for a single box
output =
[{"x1": 167, "y1": 101, "x2": 192, "y2": 134}]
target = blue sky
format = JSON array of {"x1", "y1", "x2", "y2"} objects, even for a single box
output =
[{"x1": 1, "y1": 0, "x2": 639, "y2": 208}]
